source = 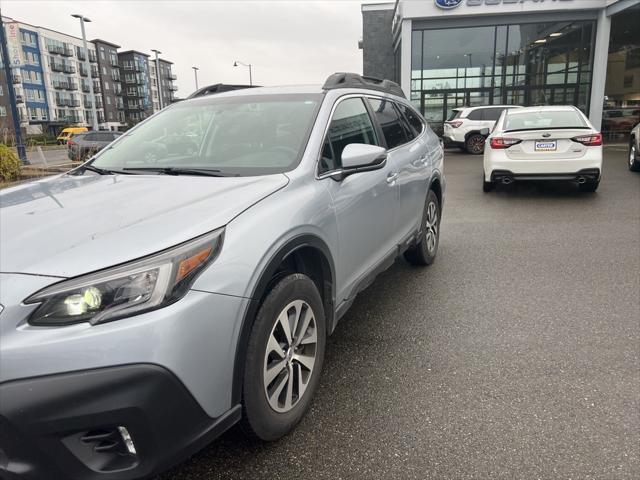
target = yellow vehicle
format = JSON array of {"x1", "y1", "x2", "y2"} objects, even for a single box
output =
[{"x1": 57, "y1": 127, "x2": 88, "y2": 145}]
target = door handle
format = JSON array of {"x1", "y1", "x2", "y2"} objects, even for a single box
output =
[
  {"x1": 411, "y1": 156, "x2": 428, "y2": 167},
  {"x1": 386, "y1": 172, "x2": 399, "y2": 184}
]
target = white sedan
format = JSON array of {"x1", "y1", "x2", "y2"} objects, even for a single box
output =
[{"x1": 483, "y1": 106, "x2": 603, "y2": 192}]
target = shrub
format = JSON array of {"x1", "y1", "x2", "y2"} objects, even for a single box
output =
[{"x1": 0, "y1": 144, "x2": 22, "y2": 182}]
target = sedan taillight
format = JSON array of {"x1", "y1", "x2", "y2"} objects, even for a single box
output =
[
  {"x1": 489, "y1": 137, "x2": 521, "y2": 149},
  {"x1": 572, "y1": 133, "x2": 602, "y2": 146}
]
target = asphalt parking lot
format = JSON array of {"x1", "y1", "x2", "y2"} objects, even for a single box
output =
[{"x1": 160, "y1": 145, "x2": 640, "y2": 480}]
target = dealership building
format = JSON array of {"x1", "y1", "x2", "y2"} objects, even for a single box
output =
[{"x1": 361, "y1": 0, "x2": 640, "y2": 137}]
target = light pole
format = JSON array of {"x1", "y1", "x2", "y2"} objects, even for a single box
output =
[
  {"x1": 72, "y1": 14, "x2": 98, "y2": 131},
  {"x1": 151, "y1": 49, "x2": 163, "y2": 110},
  {"x1": 192, "y1": 66, "x2": 199, "y2": 91},
  {"x1": 233, "y1": 60, "x2": 252, "y2": 86}
]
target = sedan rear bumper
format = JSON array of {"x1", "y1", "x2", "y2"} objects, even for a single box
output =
[{"x1": 490, "y1": 168, "x2": 601, "y2": 183}]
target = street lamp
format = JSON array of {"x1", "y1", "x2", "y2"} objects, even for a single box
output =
[
  {"x1": 151, "y1": 49, "x2": 163, "y2": 110},
  {"x1": 233, "y1": 60, "x2": 252, "y2": 86},
  {"x1": 192, "y1": 66, "x2": 199, "y2": 90},
  {"x1": 72, "y1": 14, "x2": 98, "y2": 131}
]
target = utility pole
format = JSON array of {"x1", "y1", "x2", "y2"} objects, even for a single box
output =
[
  {"x1": 0, "y1": 13, "x2": 28, "y2": 163},
  {"x1": 72, "y1": 14, "x2": 98, "y2": 131},
  {"x1": 151, "y1": 49, "x2": 163, "y2": 109},
  {"x1": 192, "y1": 66, "x2": 199, "y2": 90}
]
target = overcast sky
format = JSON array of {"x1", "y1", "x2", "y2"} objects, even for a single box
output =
[{"x1": 2, "y1": 0, "x2": 390, "y2": 97}]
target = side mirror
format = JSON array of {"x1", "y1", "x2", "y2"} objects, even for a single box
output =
[
  {"x1": 480, "y1": 128, "x2": 490, "y2": 136},
  {"x1": 341, "y1": 144, "x2": 387, "y2": 171}
]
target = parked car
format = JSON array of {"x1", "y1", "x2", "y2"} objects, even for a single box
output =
[
  {"x1": 629, "y1": 123, "x2": 640, "y2": 172},
  {"x1": 56, "y1": 126, "x2": 88, "y2": 145},
  {"x1": 0, "y1": 73, "x2": 445, "y2": 480},
  {"x1": 483, "y1": 105, "x2": 603, "y2": 192},
  {"x1": 68, "y1": 131, "x2": 123, "y2": 161},
  {"x1": 443, "y1": 105, "x2": 522, "y2": 154},
  {"x1": 602, "y1": 108, "x2": 640, "y2": 138}
]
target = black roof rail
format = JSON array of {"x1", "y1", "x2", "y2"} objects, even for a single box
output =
[
  {"x1": 322, "y1": 72, "x2": 405, "y2": 98},
  {"x1": 187, "y1": 83, "x2": 259, "y2": 99}
]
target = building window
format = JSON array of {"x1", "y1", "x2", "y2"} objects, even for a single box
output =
[
  {"x1": 0, "y1": 106, "x2": 6, "y2": 117},
  {"x1": 411, "y1": 21, "x2": 595, "y2": 135},
  {"x1": 0, "y1": 85, "x2": 3, "y2": 96}
]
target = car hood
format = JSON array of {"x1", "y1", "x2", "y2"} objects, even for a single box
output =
[{"x1": 0, "y1": 173, "x2": 288, "y2": 277}]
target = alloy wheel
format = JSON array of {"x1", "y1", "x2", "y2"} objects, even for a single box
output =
[
  {"x1": 468, "y1": 135, "x2": 485, "y2": 154},
  {"x1": 425, "y1": 201, "x2": 438, "y2": 253},
  {"x1": 263, "y1": 300, "x2": 318, "y2": 413}
]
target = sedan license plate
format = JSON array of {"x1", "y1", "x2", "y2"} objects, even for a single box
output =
[{"x1": 535, "y1": 140, "x2": 557, "y2": 151}]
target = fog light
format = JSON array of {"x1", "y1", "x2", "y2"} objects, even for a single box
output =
[{"x1": 117, "y1": 426, "x2": 137, "y2": 455}]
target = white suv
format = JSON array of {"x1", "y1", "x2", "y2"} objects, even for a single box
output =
[{"x1": 443, "y1": 105, "x2": 522, "y2": 154}]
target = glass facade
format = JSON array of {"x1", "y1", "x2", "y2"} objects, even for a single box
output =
[
  {"x1": 411, "y1": 21, "x2": 595, "y2": 135},
  {"x1": 603, "y1": 4, "x2": 640, "y2": 141}
]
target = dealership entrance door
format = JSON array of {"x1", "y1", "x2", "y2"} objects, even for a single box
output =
[{"x1": 421, "y1": 89, "x2": 491, "y2": 136}]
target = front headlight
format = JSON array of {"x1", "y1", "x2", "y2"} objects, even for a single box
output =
[{"x1": 25, "y1": 228, "x2": 224, "y2": 326}]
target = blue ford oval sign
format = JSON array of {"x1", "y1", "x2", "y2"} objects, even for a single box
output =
[{"x1": 435, "y1": 0, "x2": 463, "y2": 9}]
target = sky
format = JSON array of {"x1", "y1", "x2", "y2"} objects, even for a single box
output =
[{"x1": 1, "y1": 0, "x2": 391, "y2": 97}]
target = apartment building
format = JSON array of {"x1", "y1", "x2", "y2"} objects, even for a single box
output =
[
  {"x1": 93, "y1": 39, "x2": 125, "y2": 130},
  {"x1": 0, "y1": 68, "x2": 17, "y2": 141},
  {"x1": 118, "y1": 50, "x2": 153, "y2": 125},
  {"x1": 2, "y1": 16, "x2": 108, "y2": 134},
  {"x1": 149, "y1": 58, "x2": 178, "y2": 113}
]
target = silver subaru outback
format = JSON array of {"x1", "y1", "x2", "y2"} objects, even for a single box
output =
[{"x1": 0, "y1": 73, "x2": 444, "y2": 479}]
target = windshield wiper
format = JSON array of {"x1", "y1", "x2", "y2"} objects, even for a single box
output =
[
  {"x1": 122, "y1": 167, "x2": 235, "y2": 177},
  {"x1": 76, "y1": 164, "x2": 131, "y2": 175}
]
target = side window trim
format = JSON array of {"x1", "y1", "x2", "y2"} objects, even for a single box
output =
[
  {"x1": 363, "y1": 96, "x2": 388, "y2": 150},
  {"x1": 316, "y1": 94, "x2": 379, "y2": 178},
  {"x1": 367, "y1": 95, "x2": 425, "y2": 150}
]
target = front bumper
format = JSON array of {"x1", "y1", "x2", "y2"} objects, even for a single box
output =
[{"x1": 0, "y1": 364, "x2": 241, "y2": 480}]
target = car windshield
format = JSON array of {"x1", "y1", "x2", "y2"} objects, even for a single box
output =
[
  {"x1": 504, "y1": 110, "x2": 588, "y2": 132},
  {"x1": 91, "y1": 93, "x2": 322, "y2": 176}
]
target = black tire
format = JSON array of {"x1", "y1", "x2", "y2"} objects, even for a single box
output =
[
  {"x1": 579, "y1": 179, "x2": 599, "y2": 192},
  {"x1": 629, "y1": 140, "x2": 640, "y2": 172},
  {"x1": 465, "y1": 134, "x2": 486, "y2": 155},
  {"x1": 404, "y1": 189, "x2": 441, "y2": 266},
  {"x1": 241, "y1": 273, "x2": 326, "y2": 441}
]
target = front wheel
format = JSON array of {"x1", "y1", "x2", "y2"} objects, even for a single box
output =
[
  {"x1": 465, "y1": 134, "x2": 486, "y2": 155},
  {"x1": 404, "y1": 189, "x2": 441, "y2": 266},
  {"x1": 242, "y1": 274, "x2": 326, "y2": 441},
  {"x1": 630, "y1": 141, "x2": 640, "y2": 172}
]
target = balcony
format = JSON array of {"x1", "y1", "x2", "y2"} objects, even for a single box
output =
[
  {"x1": 81, "y1": 82, "x2": 90, "y2": 93},
  {"x1": 91, "y1": 68, "x2": 99, "y2": 78},
  {"x1": 84, "y1": 100, "x2": 93, "y2": 109},
  {"x1": 110, "y1": 56, "x2": 119, "y2": 67},
  {"x1": 12, "y1": 75, "x2": 21, "y2": 84},
  {"x1": 16, "y1": 94, "x2": 24, "y2": 104},
  {"x1": 168, "y1": 85, "x2": 178, "y2": 92},
  {"x1": 50, "y1": 62, "x2": 65, "y2": 72},
  {"x1": 123, "y1": 63, "x2": 144, "y2": 73},
  {"x1": 114, "y1": 85, "x2": 123, "y2": 95},
  {"x1": 47, "y1": 44, "x2": 64, "y2": 55},
  {"x1": 93, "y1": 82, "x2": 102, "y2": 93},
  {"x1": 89, "y1": 51, "x2": 98, "y2": 63},
  {"x1": 77, "y1": 48, "x2": 87, "y2": 61},
  {"x1": 63, "y1": 64, "x2": 76, "y2": 74},
  {"x1": 127, "y1": 103, "x2": 144, "y2": 111},
  {"x1": 53, "y1": 80, "x2": 78, "y2": 91},
  {"x1": 62, "y1": 46, "x2": 75, "y2": 57},
  {"x1": 166, "y1": 73, "x2": 177, "y2": 81},
  {"x1": 56, "y1": 97, "x2": 81, "y2": 108}
]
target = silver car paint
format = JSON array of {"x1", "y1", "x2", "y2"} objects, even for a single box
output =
[{"x1": 0, "y1": 86, "x2": 444, "y2": 419}]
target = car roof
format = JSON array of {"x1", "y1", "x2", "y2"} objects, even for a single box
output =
[
  {"x1": 183, "y1": 83, "x2": 409, "y2": 105},
  {"x1": 456, "y1": 105, "x2": 523, "y2": 111},
  {"x1": 505, "y1": 105, "x2": 581, "y2": 115}
]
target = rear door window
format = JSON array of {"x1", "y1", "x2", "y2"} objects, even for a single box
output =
[
  {"x1": 447, "y1": 110, "x2": 461, "y2": 121},
  {"x1": 320, "y1": 97, "x2": 379, "y2": 174},
  {"x1": 483, "y1": 108, "x2": 506, "y2": 122},
  {"x1": 466, "y1": 109, "x2": 484, "y2": 121},
  {"x1": 84, "y1": 133, "x2": 98, "y2": 141},
  {"x1": 398, "y1": 104, "x2": 424, "y2": 137},
  {"x1": 368, "y1": 98, "x2": 409, "y2": 149}
]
